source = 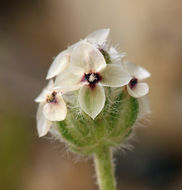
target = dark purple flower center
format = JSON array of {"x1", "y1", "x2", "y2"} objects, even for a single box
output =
[
  {"x1": 129, "y1": 77, "x2": 138, "y2": 89},
  {"x1": 84, "y1": 72, "x2": 102, "y2": 88},
  {"x1": 46, "y1": 91, "x2": 58, "y2": 103}
]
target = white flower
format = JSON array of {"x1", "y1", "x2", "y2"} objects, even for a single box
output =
[
  {"x1": 109, "y1": 46, "x2": 126, "y2": 64},
  {"x1": 87, "y1": 29, "x2": 127, "y2": 65},
  {"x1": 85, "y1": 28, "x2": 110, "y2": 47},
  {"x1": 55, "y1": 42, "x2": 131, "y2": 119},
  {"x1": 46, "y1": 29, "x2": 110, "y2": 80},
  {"x1": 35, "y1": 80, "x2": 67, "y2": 137},
  {"x1": 123, "y1": 62, "x2": 151, "y2": 98}
]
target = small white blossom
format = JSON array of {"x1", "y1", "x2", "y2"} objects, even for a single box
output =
[
  {"x1": 46, "y1": 29, "x2": 110, "y2": 80},
  {"x1": 35, "y1": 80, "x2": 67, "y2": 137},
  {"x1": 87, "y1": 30, "x2": 127, "y2": 65},
  {"x1": 109, "y1": 46, "x2": 126, "y2": 64},
  {"x1": 85, "y1": 28, "x2": 110, "y2": 47},
  {"x1": 55, "y1": 41, "x2": 131, "y2": 119},
  {"x1": 123, "y1": 62, "x2": 151, "y2": 98}
]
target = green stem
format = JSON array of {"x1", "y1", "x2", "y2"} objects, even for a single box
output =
[{"x1": 94, "y1": 146, "x2": 116, "y2": 190}]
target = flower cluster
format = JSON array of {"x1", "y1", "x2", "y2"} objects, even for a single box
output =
[{"x1": 35, "y1": 29, "x2": 150, "y2": 137}]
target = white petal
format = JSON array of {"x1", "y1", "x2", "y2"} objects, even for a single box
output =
[
  {"x1": 123, "y1": 62, "x2": 151, "y2": 80},
  {"x1": 79, "y1": 84, "x2": 105, "y2": 119},
  {"x1": 138, "y1": 95, "x2": 151, "y2": 118},
  {"x1": 127, "y1": 82, "x2": 149, "y2": 98},
  {"x1": 100, "y1": 64, "x2": 132, "y2": 87},
  {"x1": 109, "y1": 46, "x2": 126, "y2": 64},
  {"x1": 86, "y1": 28, "x2": 110, "y2": 45},
  {"x1": 71, "y1": 41, "x2": 106, "y2": 73},
  {"x1": 43, "y1": 93, "x2": 67, "y2": 121},
  {"x1": 46, "y1": 50, "x2": 70, "y2": 80},
  {"x1": 55, "y1": 66, "x2": 84, "y2": 92},
  {"x1": 35, "y1": 80, "x2": 54, "y2": 103},
  {"x1": 36, "y1": 103, "x2": 51, "y2": 137}
]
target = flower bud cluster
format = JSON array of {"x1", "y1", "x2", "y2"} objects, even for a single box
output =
[{"x1": 35, "y1": 29, "x2": 150, "y2": 153}]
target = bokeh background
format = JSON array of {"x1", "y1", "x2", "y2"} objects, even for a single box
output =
[{"x1": 0, "y1": 0, "x2": 182, "y2": 190}]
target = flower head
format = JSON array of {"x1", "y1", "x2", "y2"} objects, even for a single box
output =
[
  {"x1": 123, "y1": 62, "x2": 151, "y2": 98},
  {"x1": 36, "y1": 28, "x2": 151, "y2": 139},
  {"x1": 35, "y1": 29, "x2": 151, "y2": 190},
  {"x1": 35, "y1": 80, "x2": 67, "y2": 137},
  {"x1": 55, "y1": 41, "x2": 131, "y2": 119}
]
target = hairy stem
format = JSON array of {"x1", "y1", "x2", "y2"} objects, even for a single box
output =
[{"x1": 94, "y1": 147, "x2": 116, "y2": 190}]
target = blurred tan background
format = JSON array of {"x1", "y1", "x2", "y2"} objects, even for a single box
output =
[{"x1": 0, "y1": 0, "x2": 182, "y2": 190}]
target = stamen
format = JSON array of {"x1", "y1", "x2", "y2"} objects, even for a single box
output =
[
  {"x1": 129, "y1": 78, "x2": 138, "y2": 89},
  {"x1": 46, "y1": 91, "x2": 58, "y2": 103},
  {"x1": 84, "y1": 72, "x2": 102, "y2": 88},
  {"x1": 88, "y1": 73, "x2": 97, "y2": 82}
]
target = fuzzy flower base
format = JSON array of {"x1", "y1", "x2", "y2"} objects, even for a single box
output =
[{"x1": 57, "y1": 88, "x2": 138, "y2": 155}]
